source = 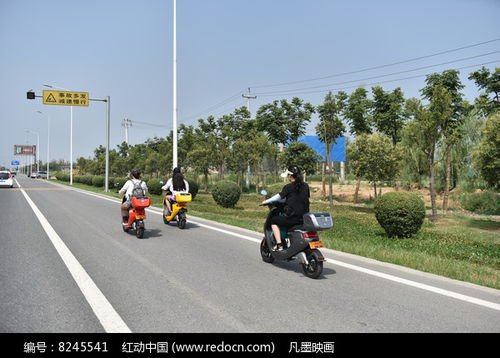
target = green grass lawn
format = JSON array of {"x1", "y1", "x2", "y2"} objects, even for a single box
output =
[{"x1": 53, "y1": 180, "x2": 500, "y2": 289}]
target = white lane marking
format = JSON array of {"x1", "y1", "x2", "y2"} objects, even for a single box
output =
[
  {"x1": 15, "y1": 178, "x2": 131, "y2": 333},
  {"x1": 41, "y1": 180, "x2": 500, "y2": 311}
]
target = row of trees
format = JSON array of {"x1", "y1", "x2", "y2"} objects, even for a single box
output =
[{"x1": 75, "y1": 66, "x2": 499, "y2": 220}]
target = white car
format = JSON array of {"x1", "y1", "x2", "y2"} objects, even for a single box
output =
[{"x1": 0, "y1": 171, "x2": 14, "y2": 188}]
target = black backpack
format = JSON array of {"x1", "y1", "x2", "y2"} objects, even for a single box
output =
[{"x1": 131, "y1": 180, "x2": 145, "y2": 197}]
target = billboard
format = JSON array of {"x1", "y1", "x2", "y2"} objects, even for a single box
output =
[{"x1": 14, "y1": 145, "x2": 36, "y2": 156}]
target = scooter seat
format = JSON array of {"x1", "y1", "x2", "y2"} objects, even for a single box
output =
[{"x1": 288, "y1": 224, "x2": 305, "y2": 232}]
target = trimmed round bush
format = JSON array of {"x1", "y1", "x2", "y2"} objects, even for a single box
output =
[
  {"x1": 211, "y1": 180, "x2": 241, "y2": 208},
  {"x1": 55, "y1": 172, "x2": 69, "y2": 182},
  {"x1": 147, "y1": 178, "x2": 163, "y2": 196},
  {"x1": 114, "y1": 177, "x2": 128, "y2": 192},
  {"x1": 187, "y1": 180, "x2": 199, "y2": 200},
  {"x1": 92, "y1": 176, "x2": 105, "y2": 187},
  {"x1": 374, "y1": 191, "x2": 426, "y2": 238}
]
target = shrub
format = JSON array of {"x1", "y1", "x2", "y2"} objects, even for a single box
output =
[
  {"x1": 264, "y1": 183, "x2": 284, "y2": 198},
  {"x1": 187, "y1": 180, "x2": 199, "y2": 200},
  {"x1": 91, "y1": 176, "x2": 104, "y2": 187},
  {"x1": 55, "y1": 172, "x2": 69, "y2": 182},
  {"x1": 211, "y1": 180, "x2": 241, "y2": 208},
  {"x1": 374, "y1": 191, "x2": 426, "y2": 238},
  {"x1": 147, "y1": 178, "x2": 163, "y2": 196},
  {"x1": 460, "y1": 191, "x2": 499, "y2": 214}
]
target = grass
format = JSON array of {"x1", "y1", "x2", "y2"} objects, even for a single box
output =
[{"x1": 53, "y1": 179, "x2": 500, "y2": 289}]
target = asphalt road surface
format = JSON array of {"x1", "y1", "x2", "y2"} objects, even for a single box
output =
[{"x1": 1, "y1": 176, "x2": 499, "y2": 333}]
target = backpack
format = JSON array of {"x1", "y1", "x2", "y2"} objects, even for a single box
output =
[{"x1": 131, "y1": 180, "x2": 145, "y2": 198}]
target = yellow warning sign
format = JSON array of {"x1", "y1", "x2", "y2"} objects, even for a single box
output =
[{"x1": 42, "y1": 90, "x2": 89, "y2": 106}]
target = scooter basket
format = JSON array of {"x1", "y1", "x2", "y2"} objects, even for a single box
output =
[
  {"x1": 303, "y1": 212, "x2": 333, "y2": 232},
  {"x1": 131, "y1": 196, "x2": 150, "y2": 208},
  {"x1": 175, "y1": 193, "x2": 192, "y2": 202}
]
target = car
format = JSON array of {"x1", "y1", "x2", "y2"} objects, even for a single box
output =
[
  {"x1": 30, "y1": 171, "x2": 38, "y2": 179},
  {"x1": 0, "y1": 171, "x2": 14, "y2": 188},
  {"x1": 37, "y1": 171, "x2": 48, "y2": 179}
]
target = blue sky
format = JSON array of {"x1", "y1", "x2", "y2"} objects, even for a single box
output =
[{"x1": 1, "y1": 0, "x2": 499, "y2": 167}]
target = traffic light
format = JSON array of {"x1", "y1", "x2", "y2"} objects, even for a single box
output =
[{"x1": 27, "y1": 91, "x2": 35, "y2": 99}]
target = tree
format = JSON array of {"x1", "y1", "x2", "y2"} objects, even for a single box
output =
[
  {"x1": 315, "y1": 91, "x2": 346, "y2": 205},
  {"x1": 344, "y1": 87, "x2": 373, "y2": 202},
  {"x1": 348, "y1": 133, "x2": 401, "y2": 199},
  {"x1": 421, "y1": 70, "x2": 465, "y2": 213},
  {"x1": 256, "y1": 97, "x2": 315, "y2": 182},
  {"x1": 279, "y1": 142, "x2": 321, "y2": 180},
  {"x1": 473, "y1": 113, "x2": 500, "y2": 189},
  {"x1": 371, "y1": 86, "x2": 407, "y2": 145},
  {"x1": 406, "y1": 85, "x2": 453, "y2": 221},
  {"x1": 468, "y1": 67, "x2": 500, "y2": 116}
]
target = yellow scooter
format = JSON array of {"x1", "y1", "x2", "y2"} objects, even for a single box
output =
[{"x1": 163, "y1": 192, "x2": 192, "y2": 229}]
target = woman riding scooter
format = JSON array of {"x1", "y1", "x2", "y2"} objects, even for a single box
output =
[
  {"x1": 261, "y1": 165, "x2": 310, "y2": 250},
  {"x1": 161, "y1": 167, "x2": 190, "y2": 215}
]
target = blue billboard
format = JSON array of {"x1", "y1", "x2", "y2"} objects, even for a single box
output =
[{"x1": 297, "y1": 136, "x2": 346, "y2": 162}]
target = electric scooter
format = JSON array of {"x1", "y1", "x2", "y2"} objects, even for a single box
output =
[
  {"x1": 259, "y1": 190, "x2": 333, "y2": 279},
  {"x1": 122, "y1": 195, "x2": 150, "y2": 238},
  {"x1": 163, "y1": 192, "x2": 192, "y2": 229}
]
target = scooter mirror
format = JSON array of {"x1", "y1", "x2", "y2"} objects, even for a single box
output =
[
  {"x1": 159, "y1": 181, "x2": 164, "y2": 185},
  {"x1": 260, "y1": 190, "x2": 268, "y2": 196}
]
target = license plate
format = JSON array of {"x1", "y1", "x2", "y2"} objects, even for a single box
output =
[
  {"x1": 135, "y1": 215, "x2": 145, "y2": 220},
  {"x1": 309, "y1": 241, "x2": 324, "y2": 249}
]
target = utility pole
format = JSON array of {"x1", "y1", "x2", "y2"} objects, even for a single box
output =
[
  {"x1": 242, "y1": 88, "x2": 257, "y2": 190},
  {"x1": 122, "y1": 118, "x2": 132, "y2": 144},
  {"x1": 172, "y1": 0, "x2": 178, "y2": 169}
]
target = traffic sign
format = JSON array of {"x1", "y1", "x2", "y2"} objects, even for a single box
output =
[
  {"x1": 42, "y1": 90, "x2": 89, "y2": 106},
  {"x1": 11, "y1": 160, "x2": 20, "y2": 166}
]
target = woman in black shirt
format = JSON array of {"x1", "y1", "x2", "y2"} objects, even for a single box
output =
[{"x1": 261, "y1": 165, "x2": 310, "y2": 250}]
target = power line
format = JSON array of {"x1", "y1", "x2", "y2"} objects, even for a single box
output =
[
  {"x1": 251, "y1": 38, "x2": 500, "y2": 89},
  {"x1": 253, "y1": 51, "x2": 500, "y2": 96},
  {"x1": 182, "y1": 91, "x2": 243, "y2": 121},
  {"x1": 253, "y1": 60, "x2": 500, "y2": 97}
]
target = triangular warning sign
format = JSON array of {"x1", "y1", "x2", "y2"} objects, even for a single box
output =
[{"x1": 46, "y1": 93, "x2": 57, "y2": 103}]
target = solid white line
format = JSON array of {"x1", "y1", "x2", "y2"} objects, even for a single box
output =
[
  {"x1": 15, "y1": 178, "x2": 131, "y2": 333},
  {"x1": 43, "y1": 179, "x2": 500, "y2": 311}
]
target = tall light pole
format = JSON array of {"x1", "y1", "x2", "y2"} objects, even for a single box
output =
[
  {"x1": 26, "y1": 130, "x2": 40, "y2": 172},
  {"x1": 44, "y1": 84, "x2": 74, "y2": 184},
  {"x1": 36, "y1": 111, "x2": 50, "y2": 179},
  {"x1": 172, "y1": 0, "x2": 178, "y2": 169}
]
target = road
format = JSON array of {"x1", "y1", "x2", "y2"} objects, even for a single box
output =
[{"x1": 1, "y1": 176, "x2": 499, "y2": 333}]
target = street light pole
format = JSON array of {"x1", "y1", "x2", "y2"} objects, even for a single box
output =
[
  {"x1": 44, "y1": 84, "x2": 74, "y2": 184},
  {"x1": 172, "y1": 0, "x2": 178, "y2": 169},
  {"x1": 37, "y1": 111, "x2": 50, "y2": 179}
]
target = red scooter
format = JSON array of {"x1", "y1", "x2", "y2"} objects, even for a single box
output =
[{"x1": 122, "y1": 196, "x2": 150, "y2": 239}]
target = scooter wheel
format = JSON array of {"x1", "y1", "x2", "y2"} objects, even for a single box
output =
[
  {"x1": 260, "y1": 238, "x2": 275, "y2": 263},
  {"x1": 136, "y1": 226, "x2": 145, "y2": 239},
  {"x1": 178, "y1": 218, "x2": 186, "y2": 229},
  {"x1": 302, "y1": 249, "x2": 323, "y2": 279}
]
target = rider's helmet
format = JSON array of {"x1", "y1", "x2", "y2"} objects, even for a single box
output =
[
  {"x1": 130, "y1": 168, "x2": 141, "y2": 179},
  {"x1": 280, "y1": 165, "x2": 301, "y2": 178},
  {"x1": 173, "y1": 167, "x2": 181, "y2": 175}
]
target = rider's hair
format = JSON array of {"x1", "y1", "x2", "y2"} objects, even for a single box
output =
[
  {"x1": 172, "y1": 172, "x2": 186, "y2": 191},
  {"x1": 130, "y1": 168, "x2": 141, "y2": 179},
  {"x1": 288, "y1": 165, "x2": 303, "y2": 192}
]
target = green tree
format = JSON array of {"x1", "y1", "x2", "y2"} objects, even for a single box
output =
[
  {"x1": 344, "y1": 87, "x2": 373, "y2": 202},
  {"x1": 468, "y1": 67, "x2": 500, "y2": 116},
  {"x1": 421, "y1": 70, "x2": 466, "y2": 213},
  {"x1": 279, "y1": 142, "x2": 321, "y2": 180},
  {"x1": 473, "y1": 113, "x2": 500, "y2": 189},
  {"x1": 315, "y1": 91, "x2": 346, "y2": 205},
  {"x1": 348, "y1": 133, "x2": 401, "y2": 199},
  {"x1": 371, "y1": 86, "x2": 407, "y2": 145}
]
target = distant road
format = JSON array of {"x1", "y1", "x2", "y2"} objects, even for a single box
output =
[{"x1": 1, "y1": 176, "x2": 499, "y2": 333}]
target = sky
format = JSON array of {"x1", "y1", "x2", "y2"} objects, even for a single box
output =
[{"x1": 1, "y1": 0, "x2": 499, "y2": 168}]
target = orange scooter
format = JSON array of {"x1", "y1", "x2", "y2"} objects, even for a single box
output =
[{"x1": 122, "y1": 196, "x2": 150, "y2": 238}]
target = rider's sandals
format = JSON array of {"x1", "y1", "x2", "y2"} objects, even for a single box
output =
[{"x1": 273, "y1": 243, "x2": 284, "y2": 251}]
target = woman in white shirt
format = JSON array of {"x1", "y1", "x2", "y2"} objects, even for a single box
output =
[
  {"x1": 161, "y1": 167, "x2": 189, "y2": 214},
  {"x1": 119, "y1": 168, "x2": 149, "y2": 223}
]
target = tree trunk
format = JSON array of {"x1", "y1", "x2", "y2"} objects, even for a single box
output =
[
  {"x1": 204, "y1": 172, "x2": 208, "y2": 193},
  {"x1": 373, "y1": 182, "x2": 377, "y2": 199},
  {"x1": 442, "y1": 143, "x2": 452, "y2": 214},
  {"x1": 429, "y1": 146, "x2": 438, "y2": 222},
  {"x1": 354, "y1": 178, "x2": 361, "y2": 203},
  {"x1": 322, "y1": 161, "x2": 326, "y2": 201}
]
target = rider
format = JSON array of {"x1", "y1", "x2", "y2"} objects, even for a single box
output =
[
  {"x1": 261, "y1": 165, "x2": 310, "y2": 251},
  {"x1": 161, "y1": 167, "x2": 190, "y2": 214},
  {"x1": 119, "y1": 168, "x2": 149, "y2": 225}
]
